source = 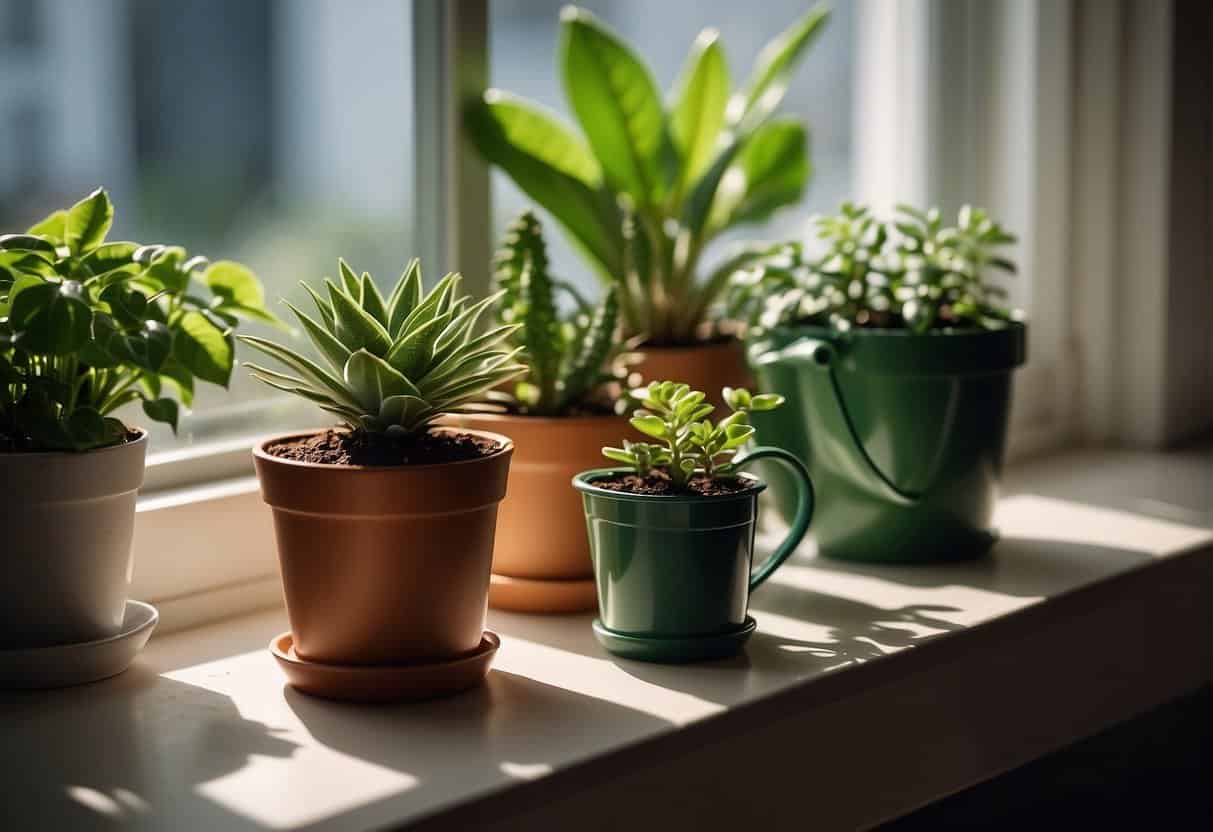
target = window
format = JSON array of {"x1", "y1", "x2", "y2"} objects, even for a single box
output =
[
  {"x1": 0, "y1": 0, "x2": 418, "y2": 455},
  {"x1": 488, "y1": 0, "x2": 857, "y2": 297}
]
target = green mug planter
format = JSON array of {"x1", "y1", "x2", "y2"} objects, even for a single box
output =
[
  {"x1": 573, "y1": 382, "x2": 814, "y2": 663},
  {"x1": 728, "y1": 202, "x2": 1027, "y2": 563}
]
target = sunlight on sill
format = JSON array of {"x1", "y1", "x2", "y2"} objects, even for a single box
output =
[
  {"x1": 162, "y1": 649, "x2": 420, "y2": 830},
  {"x1": 994, "y1": 495, "x2": 1213, "y2": 556},
  {"x1": 494, "y1": 636, "x2": 726, "y2": 724}
]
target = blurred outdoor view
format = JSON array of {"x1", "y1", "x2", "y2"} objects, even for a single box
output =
[{"x1": 1, "y1": 0, "x2": 854, "y2": 451}]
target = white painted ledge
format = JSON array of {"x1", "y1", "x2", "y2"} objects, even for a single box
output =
[{"x1": 1, "y1": 446, "x2": 1210, "y2": 831}]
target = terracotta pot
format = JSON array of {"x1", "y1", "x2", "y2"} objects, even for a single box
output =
[
  {"x1": 448, "y1": 412, "x2": 630, "y2": 612},
  {"x1": 252, "y1": 427, "x2": 512, "y2": 665},
  {"x1": 0, "y1": 430, "x2": 147, "y2": 649},
  {"x1": 636, "y1": 338, "x2": 753, "y2": 406}
]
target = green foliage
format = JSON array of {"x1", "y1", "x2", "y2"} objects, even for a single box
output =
[
  {"x1": 602, "y1": 381, "x2": 783, "y2": 491},
  {"x1": 0, "y1": 188, "x2": 275, "y2": 451},
  {"x1": 726, "y1": 202, "x2": 1020, "y2": 334},
  {"x1": 240, "y1": 260, "x2": 527, "y2": 437},
  {"x1": 465, "y1": 6, "x2": 829, "y2": 345},
  {"x1": 491, "y1": 211, "x2": 633, "y2": 416}
]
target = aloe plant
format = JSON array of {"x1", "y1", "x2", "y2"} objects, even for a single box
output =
[
  {"x1": 239, "y1": 260, "x2": 526, "y2": 436},
  {"x1": 0, "y1": 188, "x2": 275, "y2": 451},
  {"x1": 603, "y1": 381, "x2": 783, "y2": 491},
  {"x1": 727, "y1": 202, "x2": 1020, "y2": 333},
  {"x1": 466, "y1": 5, "x2": 828, "y2": 345},
  {"x1": 491, "y1": 211, "x2": 633, "y2": 416}
]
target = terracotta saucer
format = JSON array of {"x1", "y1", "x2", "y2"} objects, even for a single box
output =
[
  {"x1": 592, "y1": 616, "x2": 757, "y2": 664},
  {"x1": 270, "y1": 631, "x2": 499, "y2": 704},
  {"x1": 489, "y1": 573, "x2": 598, "y2": 613},
  {"x1": 0, "y1": 600, "x2": 159, "y2": 689}
]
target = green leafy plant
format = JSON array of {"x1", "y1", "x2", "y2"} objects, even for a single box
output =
[
  {"x1": 465, "y1": 5, "x2": 829, "y2": 345},
  {"x1": 239, "y1": 260, "x2": 527, "y2": 437},
  {"x1": 0, "y1": 188, "x2": 276, "y2": 451},
  {"x1": 726, "y1": 202, "x2": 1020, "y2": 334},
  {"x1": 491, "y1": 211, "x2": 636, "y2": 416},
  {"x1": 603, "y1": 381, "x2": 783, "y2": 491}
]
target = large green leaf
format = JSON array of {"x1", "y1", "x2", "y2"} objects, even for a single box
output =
[
  {"x1": 173, "y1": 310, "x2": 234, "y2": 386},
  {"x1": 476, "y1": 91, "x2": 601, "y2": 186},
  {"x1": 465, "y1": 95, "x2": 623, "y2": 280},
  {"x1": 708, "y1": 119, "x2": 808, "y2": 232},
  {"x1": 559, "y1": 7, "x2": 665, "y2": 204},
  {"x1": 80, "y1": 242, "x2": 140, "y2": 277},
  {"x1": 0, "y1": 234, "x2": 58, "y2": 256},
  {"x1": 9, "y1": 279, "x2": 92, "y2": 355},
  {"x1": 670, "y1": 29, "x2": 730, "y2": 194},
  {"x1": 730, "y1": 6, "x2": 829, "y2": 131},
  {"x1": 65, "y1": 188, "x2": 114, "y2": 254},
  {"x1": 26, "y1": 210, "x2": 68, "y2": 244},
  {"x1": 204, "y1": 260, "x2": 279, "y2": 325}
]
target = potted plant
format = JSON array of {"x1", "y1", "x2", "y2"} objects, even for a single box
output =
[
  {"x1": 465, "y1": 5, "x2": 829, "y2": 400},
  {"x1": 727, "y1": 202, "x2": 1027, "y2": 563},
  {"x1": 572, "y1": 381, "x2": 815, "y2": 663},
  {"x1": 0, "y1": 188, "x2": 273, "y2": 665},
  {"x1": 449, "y1": 211, "x2": 638, "y2": 613},
  {"x1": 241, "y1": 260, "x2": 525, "y2": 702}
]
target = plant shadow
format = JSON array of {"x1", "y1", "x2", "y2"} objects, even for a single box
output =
[
  {"x1": 279, "y1": 668, "x2": 672, "y2": 829},
  {"x1": 0, "y1": 663, "x2": 298, "y2": 831}
]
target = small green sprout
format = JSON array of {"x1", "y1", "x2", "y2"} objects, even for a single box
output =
[{"x1": 602, "y1": 381, "x2": 784, "y2": 491}]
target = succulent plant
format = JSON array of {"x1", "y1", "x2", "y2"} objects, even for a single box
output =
[
  {"x1": 727, "y1": 202, "x2": 1020, "y2": 334},
  {"x1": 239, "y1": 260, "x2": 526, "y2": 437},
  {"x1": 603, "y1": 381, "x2": 783, "y2": 491},
  {"x1": 466, "y1": 6, "x2": 828, "y2": 345},
  {"x1": 0, "y1": 188, "x2": 275, "y2": 451},
  {"x1": 491, "y1": 211, "x2": 633, "y2": 416}
]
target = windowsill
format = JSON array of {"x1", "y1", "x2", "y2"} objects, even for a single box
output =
[{"x1": 4, "y1": 445, "x2": 1211, "y2": 830}]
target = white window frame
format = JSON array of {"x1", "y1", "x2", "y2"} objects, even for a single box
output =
[{"x1": 133, "y1": 0, "x2": 1211, "y2": 630}]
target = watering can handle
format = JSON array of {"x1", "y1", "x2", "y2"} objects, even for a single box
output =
[{"x1": 754, "y1": 337, "x2": 918, "y2": 505}]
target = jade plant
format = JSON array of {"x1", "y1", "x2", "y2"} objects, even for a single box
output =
[
  {"x1": 603, "y1": 381, "x2": 783, "y2": 491},
  {"x1": 726, "y1": 202, "x2": 1020, "y2": 334},
  {"x1": 491, "y1": 211, "x2": 636, "y2": 416},
  {"x1": 0, "y1": 188, "x2": 276, "y2": 451},
  {"x1": 466, "y1": 5, "x2": 829, "y2": 345},
  {"x1": 239, "y1": 260, "x2": 527, "y2": 437}
]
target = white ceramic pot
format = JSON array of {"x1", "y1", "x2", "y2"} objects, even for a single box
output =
[{"x1": 0, "y1": 430, "x2": 147, "y2": 648}]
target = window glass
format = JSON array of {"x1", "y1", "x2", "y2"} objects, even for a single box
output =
[
  {"x1": 488, "y1": 0, "x2": 855, "y2": 295},
  {"x1": 0, "y1": 0, "x2": 416, "y2": 451}
]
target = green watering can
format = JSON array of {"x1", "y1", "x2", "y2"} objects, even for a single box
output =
[{"x1": 746, "y1": 323, "x2": 1026, "y2": 563}]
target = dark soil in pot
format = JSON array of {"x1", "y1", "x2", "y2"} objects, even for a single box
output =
[
  {"x1": 264, "y1": 429, "x2": 501, "y2": 466},
  {"x1": 592, "y1": 470, "x2": 758, "y2": 497}
]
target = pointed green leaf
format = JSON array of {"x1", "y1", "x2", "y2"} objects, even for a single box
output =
[
  {"x1": 282, "y1": 299, "x2": 351, "y2": 374},
  {"x1": 559, "y1": 6, "x2": 665, "y2": 204},
  {"x1": 325, "y1": 278, "x2": 392, "y2": 355},
  {"x1": 65, "y1": 188, "x2": 114, "y2": 254},
  {"x1": 709, "y1": 119, "x2": 808, "y2": 232},
  {"x1": 338, "y1": 259, "x2": 362, "y2": 300},
  {"x1": 238, "y1": 335, "x2": 362, "y2": 411},
  {"x1": 671, "y1": 29, "x2": 730, "y2": 191},
  {"x1": 386, "y1": 259, "x2": 423, "y2": 335},
  {"x1": 173, "y1": 310, "x2": 234, "y2": 387},
  {"x1": 344, "y1": 349, "x2": 422, "y2": 412},
  {"x1": 360, "y1": 273, "x2": 389, "y2": 326},
  {"x1": 26, "y1": 210, "x2": 68, "y2": 243},
  {"x1": 730, "y1": 6, "x2": 829, "y2": 130}
]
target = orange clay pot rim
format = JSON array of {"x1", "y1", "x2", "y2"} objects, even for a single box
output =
[
  {"x1": 253, "y1": 426, "x2": 514, "y2": 472},
  {"x1": 639, "y1": 339, "x2": 738, "y2": 353},
  {"x1": 453, "y1": 410, "x2": 626, "y2": 426}
]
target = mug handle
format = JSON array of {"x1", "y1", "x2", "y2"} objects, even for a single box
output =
[{"x1": 731, "y1": 445, "x2": 815, "y2": 591}]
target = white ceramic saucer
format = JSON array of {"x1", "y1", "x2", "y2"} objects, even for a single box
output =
[{"x1": 0, "y1": 600, "x2": 159, "y2": 689}]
